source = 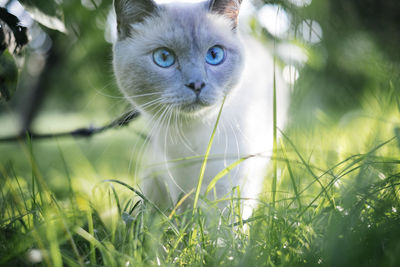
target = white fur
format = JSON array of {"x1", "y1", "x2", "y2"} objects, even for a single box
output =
[{"x1": 113, "y1": 0, "x2": 289, "y2": 217}]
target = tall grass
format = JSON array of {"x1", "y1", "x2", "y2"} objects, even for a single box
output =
[{"x1": 0, "y1": 92, "x2": 399, "y2": 266}]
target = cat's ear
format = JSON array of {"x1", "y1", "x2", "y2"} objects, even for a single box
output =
[
  {"x1": 114, "y1": 0, "x2": 158, "y2": 39},
  {"x1": 209, "y1": 0, "x2": 242, "y2": 29}
]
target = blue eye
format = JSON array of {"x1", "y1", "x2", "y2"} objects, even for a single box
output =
[
  {"x1": 153, "y1": 48, "x2": 175, "y2": 68},
  {"x1": 205, "y1": 45, "x2": 225, "y2": 65}
]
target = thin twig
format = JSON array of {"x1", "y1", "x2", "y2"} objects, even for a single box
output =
[{"x1": 0, "y1": 110, "x2": 143, "y2": 142}]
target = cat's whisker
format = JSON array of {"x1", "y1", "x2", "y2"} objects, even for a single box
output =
[
  {"x1": 134, "y1": 98, "x2": 165, "y2": 114},
  {"x1": 102, "y1": 98, "x2": 130, "y2": 117},
  {"x1": 173, "y1": 110, "x2": 182, "y2": 146},
  {"x1": 91, "y1": 81, "x2": 124, "y2": 99},
  {"x1": 129, "y1": 104, "x2": 168, "y2": 177},
  {"x1": 137, "y1": 97, "x2": 162, "y2": 106},
  {"x1": 168, "y1": 108, "x2": 176, "y2": 140},
  {"x1": 124, "y1": 92, "x2": 162, "y2": 99},
  {"x1": 232, "y1": 116, "x2": 251, "y2": 144},
  {"x1": 228, "y1": 119, "x2": 241, "y2": 164},
  {"x1": 94, "y1": 92, "x2": 126, "y2": 99},
  {"x1": 121, "y1": 103, "x2": 162, "y2": 170},
  {"x1": 161, "y1": 105, "x2": 188, "y2": 198},
  {"x1": 131, "y1": 104, "x2": 172, "y2": 181},
  {"x1": 163, "y1": 105, "x2": 174, "y2": 143},
  {"x1": 174, "y1": 107, "x2": 197, "y2": 154},
  {"x1": 137, "y1": 99, "x2": 162, "y2": 110},
  {"x1": 220, "y1": 121, "x2": 229, "y2": 169},
  {"x1": 179, "y1": 114, "x2": 195, "y2": 152},
  {"x1": 169, "y1": 108, "x2": 181, "y2": 145}
]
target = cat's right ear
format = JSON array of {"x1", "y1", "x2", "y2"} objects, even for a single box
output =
[
  {"x1": 114, "y1": 0, "x2": 157, "y2": 39},
  {"x1": 209, "y1": 0, "x2": 242, "y2": 30}
]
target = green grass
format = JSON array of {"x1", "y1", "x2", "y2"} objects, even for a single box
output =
[{"x1": 1, "y1": 90, "x2": 400, "y2": 266}]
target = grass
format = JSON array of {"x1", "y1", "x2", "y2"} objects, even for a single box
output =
[{"x1": 1, "y1": 89, "x2": 400, "y2": 266}]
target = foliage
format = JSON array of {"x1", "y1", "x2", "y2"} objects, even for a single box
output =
[
  {"x1": 0, "y1": 7, "x2": 28, "y2": 101},
  {"x1": 0, "y1": 50, "x2": 18, "y2": 100}
]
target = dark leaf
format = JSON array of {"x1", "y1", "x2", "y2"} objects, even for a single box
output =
[
  {"x1": 0, "y1": 8, "x2": 29, "y2": 54},
  {"x1": 18, "y1": 0, "x2": 67, "y2": 33},
  {"x1": 0, "y1": 50, "x2": 18, "y2": 101},
  {"x1": 0, "y1": 22, "x2": 5, "y2": 53}
]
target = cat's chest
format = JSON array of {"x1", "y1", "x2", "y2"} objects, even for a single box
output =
[
  {"x1": 150, "y1": 116, "x2": 244, "y2": 169},
  {"x1": 149, "y1": 118, "x2": 244, "y2": 197},
  {"x1": 153, "y1": 120, "x2": 217, "y2": 158}
]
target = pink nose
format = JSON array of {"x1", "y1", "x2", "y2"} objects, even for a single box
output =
[{"x1": 185, "y1": 81, "x2": 205, "y2": 94}]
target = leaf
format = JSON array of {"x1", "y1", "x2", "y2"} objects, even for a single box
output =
[
  {"x1": 18, "y1": 0, "x2": 67, "y2": 33},
  {"x1": 0, "y1": 50, "x2": 18, "y2": 101},
  {"x1": 0, "y1": 22, "x2": 5, "y2": 54},
  {"x1": 0, "y1": 8, "x2": 29, "y2": 54}
]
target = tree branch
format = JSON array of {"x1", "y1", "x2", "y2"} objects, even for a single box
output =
[{"x1": 0, "y1": 110, "x2": 144, "y2": 142}]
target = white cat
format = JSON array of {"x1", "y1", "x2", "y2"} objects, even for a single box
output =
[{"x1": 112, "y1": 0, "x2": 289, "y2": 217}]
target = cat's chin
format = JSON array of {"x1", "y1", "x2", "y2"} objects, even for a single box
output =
[{"x1": 176, "y1": 101, "x2": 218, "y2": 118}]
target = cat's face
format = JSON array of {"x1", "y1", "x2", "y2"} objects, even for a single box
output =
[{"x1": 113, "y1": 0, "x2": 244, "y2": 118}]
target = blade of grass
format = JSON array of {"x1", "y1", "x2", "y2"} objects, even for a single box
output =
[
  {"x1": 166, "y1": 223, "x2": 190, "y2": 262},
  {"x1": 123, "y1": 199, "x2": 132, "y2": 213},
  {"x1": 108, "y1": 186, "x2": 117, "y2": 244},
  {"x1": 10, "y1": 165, "x2": 29, "y2": 212},
  {"x1": 109, "y1": 184, "x2": 122, "y2": 214},
  {"x1": 280, "y1": 139, "x2": 302, "y2": 208},
  {"x1": 296, "y1": 137, "x2": 397, "y2": 219},
  {"x1": 294, "y1": 137, "x2": 396, "y2": 204},
  {"x1": 47, "y1": 217, "x2": 63, "y2": 267},
  {"x1": 280, "y1": 130, "x2": 335, "y2": 208},
  {"x1": 169, "y1": 188, "x2": 194, "y2": 219},
  {"x1": 271, "y1": 52, "x2": 278, "y2": 209},
  {"x1": 0, "y1": 165, "x2": 27, "y2": 225},
  {"x1": 62, "y1": 254, "x2": 83, "y2": 267},
  {"x1": 87, "y1": 210, "x2": 96, "y2": 265},
  {"x1": 193, "y1": 96, "x2": 226, "y2": 213},
  {"x1": 235, "y1": 186, "x2": 244, "y2": 230},
  {"x1": 287, "y1": 154, "x2": 361, "y2": 208},
  {"x1": 129, "y1": 200, "x2": 141, "y2": 214},
  {"x1": 56, "y1": 142, "x2": 76, "y2": 215},
  {"x1": 102, "y1": 179, "x2": 179, "y2": 236},
  {"x1": 74, "y1": 227, "x2": 115, "y2": 266},
  {"x1": 204, "y1": 155, "x2": 253, "y2": 196},
  {"x1": 50, "y1": 195, "x2": 84, "y2": 267}
]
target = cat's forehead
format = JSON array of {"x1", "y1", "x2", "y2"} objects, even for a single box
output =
[{"x1": 132, "y1": 3, "x2": 236, "y2": 52}]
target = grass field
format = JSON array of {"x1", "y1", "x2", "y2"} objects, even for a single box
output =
[{"x1": 1, "y1": 88, "x2": 399, "y2": 266}]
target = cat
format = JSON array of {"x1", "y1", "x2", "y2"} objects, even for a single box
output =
[{"x1": 112, "y1": 0, "x2": 289, "y2": 218}]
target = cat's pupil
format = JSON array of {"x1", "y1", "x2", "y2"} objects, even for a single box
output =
[
  {"x1": 211, "y1": 50, "x2": 217, "y2": 59},
  {"x1": 162, "y1": 52, "x2": 168, "y2": 61}
]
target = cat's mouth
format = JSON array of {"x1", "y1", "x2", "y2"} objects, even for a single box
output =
[{"x1": 178, "y1": 98, "x2": 215, "y2": 115}]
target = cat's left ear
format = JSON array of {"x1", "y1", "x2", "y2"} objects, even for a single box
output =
[
  {"x1": 209, "y1": 0, "x2": 242, "y2": 30},
  {"x1": 114, "y1": 0, "x2": 158, "y2": 39}
]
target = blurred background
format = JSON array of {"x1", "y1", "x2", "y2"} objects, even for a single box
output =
[{"x1": 0, "y1": 0, "x2": 140, "y2": 196}]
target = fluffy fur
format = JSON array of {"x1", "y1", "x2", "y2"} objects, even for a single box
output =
[{"x1": 113, "y1": 0, "x2": 289, "y2": 217}]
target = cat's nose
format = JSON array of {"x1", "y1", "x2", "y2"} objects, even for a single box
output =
[{"x1": 185, "y1": 81, "x2": 205, "y2": 94}]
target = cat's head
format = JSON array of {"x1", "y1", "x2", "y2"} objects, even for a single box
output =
[{"x1": 113, "y1": 0, "x2": 244, "y2": 119}]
